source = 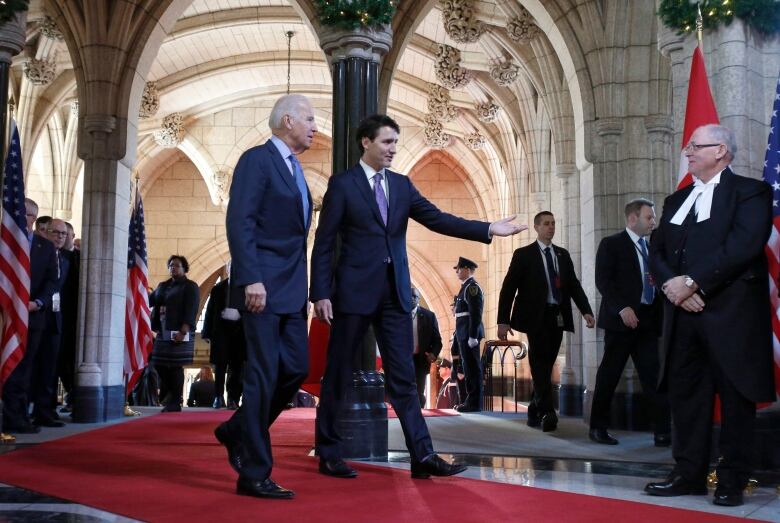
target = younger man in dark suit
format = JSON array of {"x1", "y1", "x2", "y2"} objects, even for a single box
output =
[
  {"x1": 411, "y1": 287, "x2": 442, "y2": 407},
  {"x1": 497, "y1": 211, "x2": 595, "y2": 432},
  {"x1": 453, "y1": 257, "x2": 484, "y2": 412},
  {"x1": 589, "y1": 199, "x2": 670, "y2": 446},
  {"x1": 311, "y1": 114, "x2": 526, "y2": 480}
]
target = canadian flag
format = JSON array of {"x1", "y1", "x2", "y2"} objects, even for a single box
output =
[{"x1": 677, "y1": 46, "x2": 719, "y2": 189}]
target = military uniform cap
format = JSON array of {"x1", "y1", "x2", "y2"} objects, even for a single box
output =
[{"x1": 453, "y1": 257, "x2": 478, "y2": 270}]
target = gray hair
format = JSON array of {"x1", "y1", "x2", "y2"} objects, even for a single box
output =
[
  {"x1": 268, "y1": 94, "x2": 310, "y2": 131},
  {"x1": 700, "y1": 124, "x2": 737, "y2": 160}
]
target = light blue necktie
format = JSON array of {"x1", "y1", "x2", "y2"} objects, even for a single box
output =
[
  {"x1": 289, "y1": 154, "x2": 309, "y2": 225},
  {"x1": 637, "y1": 238, "x2": 654, "y2": 304}
]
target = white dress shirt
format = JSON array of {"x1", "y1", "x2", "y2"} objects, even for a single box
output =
[
  {"x1": 360, "y1": 159, "x2": 389, "y2": 201},
  {"x1": 670, "y1": 170, "x2": 723, "y2": 225},
  {"x1": 537, "y1": 239, "x2": 558, "y2": 305}
]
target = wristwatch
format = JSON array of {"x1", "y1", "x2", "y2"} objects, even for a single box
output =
[{"x1": 684, "y1": 276, "x2": 696, "y2": 289}]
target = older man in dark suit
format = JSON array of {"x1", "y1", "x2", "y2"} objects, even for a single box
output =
[
  {"x1": 589, "y1": 199, "x2": 670, "y2": 446},
  {"x1": 410, "y1": 287, "x2": 442, "y2": 407},
  {"x1": 311, "y1": 114, "x2": 525, "y2": 480},
  {"x1": 497, "y1": 211, "x2": 595, "y2": 433},
  {"x1": 645, "y1": 124, "x2": 775, "y2": 507},
  {"x1": 217, "y1": 94, "x2": 315, "y2": 499},
  {"x1": 2, "y1": 198, "x2": 58, "y2": 434}
]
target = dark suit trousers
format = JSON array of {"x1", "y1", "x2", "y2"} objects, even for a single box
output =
[
  {"x1": 32, "y1": 330, "x2": 62, "y2": 422},
  {"x1": 456, "y1": 337, "x2": 482, "y2": 409},
  {"x1": 413, "y1": 356, "x2": 430, "y2": 407},
  {"x1": 590, "y1": 307, "x2": 670, "y2": 433},
  {"x1": 316, "y1": 268, "x2": 434, "y2": 462},
  {"x1": 226, "y1": 310, "x2": 308, "y2": 481},
  {"x1": 2, "y1": 326, "x2": 44, "y2": 427},
  {"x1": 667, "y1": 311, "x2": 756, "y2": 491},
  {"x1": 526, "y1": 305, "x2": 564, "y2": 417}
]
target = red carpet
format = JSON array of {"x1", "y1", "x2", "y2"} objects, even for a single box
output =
[{"x1": 0, "y1": 411, "x2": 750, "y2": 523}]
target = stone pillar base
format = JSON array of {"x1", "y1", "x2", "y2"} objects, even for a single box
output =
[
  {"x1": 336, "y1": 371, "x2": 388, "y2": 461},
  {"x1": 72, "y1": 385, "x2": 124, "y2": 423},
  {"x1": 558, "y1": 384, "x2": 584, "y2": 416}
]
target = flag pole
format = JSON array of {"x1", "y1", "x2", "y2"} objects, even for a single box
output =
[{"x1": 696, "y1": 3, "x2": 704, "y2": 47}]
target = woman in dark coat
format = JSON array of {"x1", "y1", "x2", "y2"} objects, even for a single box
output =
[{"x1": 149, "y1": 255, "x2": 200, "y2": 412}]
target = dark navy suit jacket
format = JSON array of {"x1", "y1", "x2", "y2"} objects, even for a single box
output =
[
  {"x1": 29, "y1": 234, "x2": 58, "y2": 331},
  {"x1": 310, "y1": 164, "x2": 491, "y2": 314},
  {"x1": 226, "y1": 139, "x2": 312, "y2": 314}
]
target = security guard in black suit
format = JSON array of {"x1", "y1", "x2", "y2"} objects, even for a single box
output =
[{"x1": 453, "y1": 257, "x2": 484, "y2": 412}]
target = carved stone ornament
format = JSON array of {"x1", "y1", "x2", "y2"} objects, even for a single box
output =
[
  {"x1": 489, "y1": 57, "x2": 519, "y2": 86},
  {"x1": 464, "y1": 131, "x2": 486, "y2": 150},
  {"x1": 423, "y1": 114, "x2": 451, "y2": 149},
  {"x1": 70, "y1": 100, "x2": 79, "y2": 118},
  {"x1": 427, "y1": 84, "x2": 459, "y2": 123},
  {"x1": 506, "y1": 7, "x2": 541, "y2": 45},
  {"x1": 435, "y1": 44, "x2": 472, "y2": 90},
  {"x1": 139, "y1": 81, "x2": 160, "y2": 119},
  {"x1": 153, "y1": 113, "x2": 185, "y2": 148},
  {"x1": 39, "y1": 16, "x2": 64, "y2": 41},
  {"x1": 440, "y1": 0, "x2": 486, "y2": 44},
  {"x1": 213, "y1": 169, "x2": 231, "y2": 203},
  {"x1": 475, "y1": 101, "x2": 501, "y2": 123},
  {"x1": 23, "y1": 58, "x2": 57, "y2": 86}
]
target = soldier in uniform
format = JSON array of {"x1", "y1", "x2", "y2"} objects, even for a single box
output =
[{"x1": 453, "y1": 257, "x2": 485, "y2": 412}]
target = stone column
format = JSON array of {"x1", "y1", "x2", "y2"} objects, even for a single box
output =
[
  {"x1": 317, "y1": 25, "x2": 392, "y2": 460},
  {"x1": 556, "y1": 163, "x2": 584, "y2": 415},
  {"x1": 0, "y1": 9, "x2": 26, "y2": 437},
  {"x1": 72, "y1": 114, "x2": 131, "y2": 423}
]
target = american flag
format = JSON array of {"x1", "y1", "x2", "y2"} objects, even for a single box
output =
[
  {"x1": 0, "y1": 122, "x2": 30, "y2": 389},
  {"x1": 124, "y1": 186, "x2": 153, "y2": 394},
  {"x1": 763, "y1": 73, "x2": 780, "y2": 400}
]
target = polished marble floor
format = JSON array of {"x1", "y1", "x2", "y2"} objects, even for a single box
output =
[{"x1": 0, "y1": 409, "x2": 777, "y2": 522}]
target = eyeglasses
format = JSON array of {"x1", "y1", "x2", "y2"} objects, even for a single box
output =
[{"x1": 683, "y1": 142, "x2": 722, "y2": 152}]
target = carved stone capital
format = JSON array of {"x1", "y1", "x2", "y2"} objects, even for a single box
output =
[
  {"x1": 318, "y1": 24, "x2": 393, "y2": 64},
  {"x1": 213, "y1": 169, "x2": 231, "y2": 203},
  {"x1": 423, "y1": 114, "x2": 451, "y2": 149},
  {"x1": 70, "y1": 100, "x2": 79, "y2": 118},
  {"x1": 474, "y1": 101, "x2": 501, "y2": 123},
  {"x1": 0, "y1": 10, "x2": 26, "y2": 65},
  {"x1": 441, "y1": 0, "x2": 485, "y2": 44},
  {"x1": 464, "y1": 131, "x2": 486, "y2": 150},
  {"x1": 435, "y1": 44, "x2": 472, "y2": 89},
  {"x1": 657, "y1": 24, "x2": 687, "y2": 58},
  {"x1": 23, "y1": 57, "x2": 57, "y2": 86},
  {"x1": 83, "y1": 114, "x2": 116, "y2": 135},
  {"x1": 427, "y1": 83, "x2": 458, "y2": 122},
  {"x1": 506, "y1": 7, "x2": 541, "y2": 45},
  {"x1": 139, "y1": 81, "x2": 160, "y2": 119},
  {"x1": 489, "y1": 57, "x2": 519, "y2": 86},
  {"x1": 554, "y1": 163, "x2": 577, "y2": 179},
  {"x1": 595, "y1": 118, "x2": 624, "y2": 138},
  {"x1": 153, "y1": 113, "x2": 185, "y2": 148},
  {"x1": 644, "y1": 115, "x2": 673, "y2": 136},
  {"x1": 39, "y1": 16, "x2": 64, "y2": 41}
]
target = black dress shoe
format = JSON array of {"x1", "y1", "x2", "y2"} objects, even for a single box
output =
[
  {"x1": 212, "y1": 397, "x2": 226, "y2": 409},
  {"x1": 236, "y1": 477, "x2": 294, "y2": 499},
  {"x1": 541, "y1": 412, "x2": 558, "y2": 432},
  {"x1": 214, "y1": 423, "x2": 244, "y2": 473},
  {"x1": 589, "y1": 428, "x2": 618, "y2": 445},
  {"x1": 3, "y1": 422, "x2": 41, "y2": 434},
  {"x1": 33, "y1": 418, "x2": 65, "y2": 428},
  {"x1": 713, "y1": 488, "x2": 743, "y2": 507},
  {"x1": 653, "y1": 433, "x2": 671, "y2": 447},
  {"x1": 161, "y1": 404, "x2": 182, "y2": 412},
  {"x1": 319, "y1": 458, "x2": 358, "y2": 478},
  {"x1": 644, "y1": 474, "x2": 707, "y2": 496},
  {"x1": 526, "y1": 415, "x2": 541, "y2": 428},
  {"x1": 411, "y1": 454, "x2": 467, "y2": 479}
]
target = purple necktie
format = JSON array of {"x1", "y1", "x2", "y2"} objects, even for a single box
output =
[{"x1": 373, "y1": 173, "x2": 388, "y2": 225}]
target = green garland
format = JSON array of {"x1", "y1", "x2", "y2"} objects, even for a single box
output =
[
  {"x1": 314, "y1": 0, "x2": 397, "y2": 30},
  {"x1": 0, "y1": 0, "x2": 29, "y2": 25},
  {"x1": 659, "y1": 0, "x2": 780, "y2": 37}
]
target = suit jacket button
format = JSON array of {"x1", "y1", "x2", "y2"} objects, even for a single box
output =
[{"x1": 673, "y1": 249, "x2": 678, "y2": 254}]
